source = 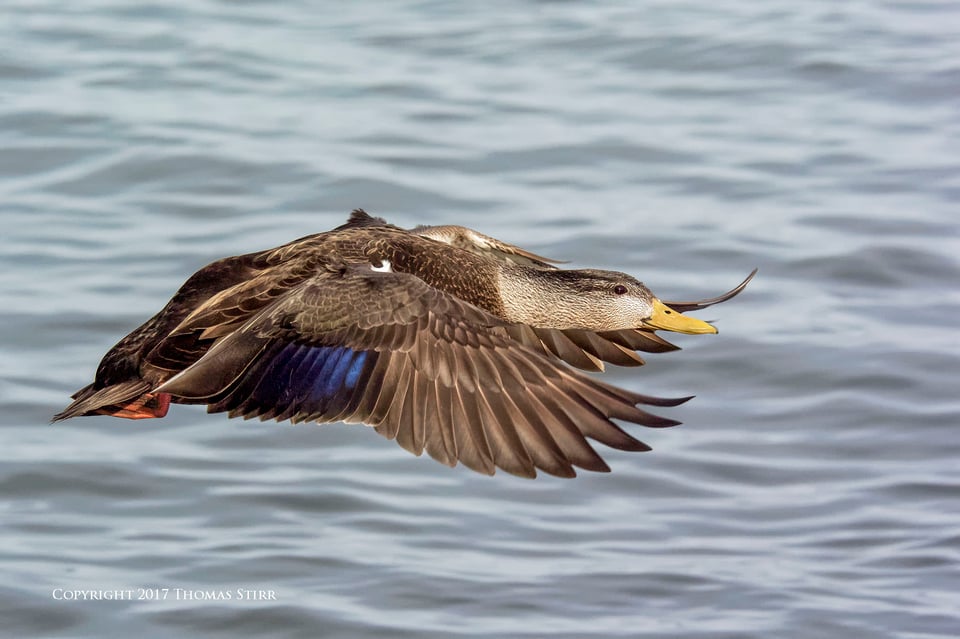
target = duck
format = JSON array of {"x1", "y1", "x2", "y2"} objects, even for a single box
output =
[{"x1": 55, "y1": 210, "x2": 755, "y2": 478}]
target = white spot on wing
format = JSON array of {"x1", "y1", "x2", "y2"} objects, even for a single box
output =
[{"x1": 371, "y1": 259, "x2": 392, "y2": 273}]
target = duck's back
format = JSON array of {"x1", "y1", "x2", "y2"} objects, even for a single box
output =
[{"x1": 337, "y1": 230, "x2": 507, "y2": 317}]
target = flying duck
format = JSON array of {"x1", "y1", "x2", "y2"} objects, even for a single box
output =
[{"x1": 55, "y1": 210, "x2": 754, "y2": 478}]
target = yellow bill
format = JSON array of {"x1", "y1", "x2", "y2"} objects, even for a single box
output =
[{"x1": 644, "y1": 299, "x2": 718, "y2": 334}]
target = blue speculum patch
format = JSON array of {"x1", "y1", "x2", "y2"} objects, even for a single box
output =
[{"x1": 250, "y1": 343, "x2": 369, "y2": 414}]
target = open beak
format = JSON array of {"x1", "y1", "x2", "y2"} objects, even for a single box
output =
[{"x1": 643, "y1": 299, "x2": 718, "y2": 334}]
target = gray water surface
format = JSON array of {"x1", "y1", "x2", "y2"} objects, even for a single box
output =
[{"x1": 2, "y1": 2, "x2": 959, "y2": 638}]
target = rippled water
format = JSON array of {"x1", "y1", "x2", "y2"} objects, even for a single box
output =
[{"x1": 2, "y1": 1, "x2": 959, "y2": 637}]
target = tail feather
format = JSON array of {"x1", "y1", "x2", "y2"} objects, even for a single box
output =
[{"x1": 52, "y1": 380, "x2": 161, "y2": 422}]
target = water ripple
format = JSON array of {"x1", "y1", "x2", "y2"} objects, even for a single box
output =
[{"x1": 2, "y1": 1, "x2": 959, "y2": 638}]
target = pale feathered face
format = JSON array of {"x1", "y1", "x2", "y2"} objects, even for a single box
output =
[
  {"x1": 507, "y1": 268, "x2": 718, "y2": 333},
  {"x1": 558, "y1": 269, "x2": 656, "y2": 330}
]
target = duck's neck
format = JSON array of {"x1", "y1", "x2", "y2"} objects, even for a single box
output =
[{"x1": 497, "y1": 267, "x2": 592, "y2": 329}]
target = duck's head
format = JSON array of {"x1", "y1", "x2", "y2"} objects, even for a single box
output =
[{"x1": 499, "y1": 268, "x2": 718, "y2": 334}]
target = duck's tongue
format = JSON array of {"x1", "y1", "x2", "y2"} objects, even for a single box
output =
[{"x1": 642, "y1": 299, "x2": 718, "y2": 335}]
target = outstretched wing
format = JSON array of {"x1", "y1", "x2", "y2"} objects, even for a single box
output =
[
  {"x1": 413, "y1": 224, "x2": 565, "y2": 269},
  {"x1": 157, "y1": 263, "x2": 688, "y2": 478},
  {"x1": 504, "y1": 325, "x2": 680, "y2": 372}
]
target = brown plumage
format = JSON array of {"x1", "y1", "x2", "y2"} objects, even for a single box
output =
[{"x1": 55, "y1": 210, "x2": 755, "y2": 478}]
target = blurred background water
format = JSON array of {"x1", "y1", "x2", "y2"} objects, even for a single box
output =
[{"x1": 2, "y1": 1, "x2": 959, "y2": 637}]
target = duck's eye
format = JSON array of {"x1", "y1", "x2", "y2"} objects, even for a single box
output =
[{"x1": 613, "y1": 285, "x2": 628, "y2": 295}]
